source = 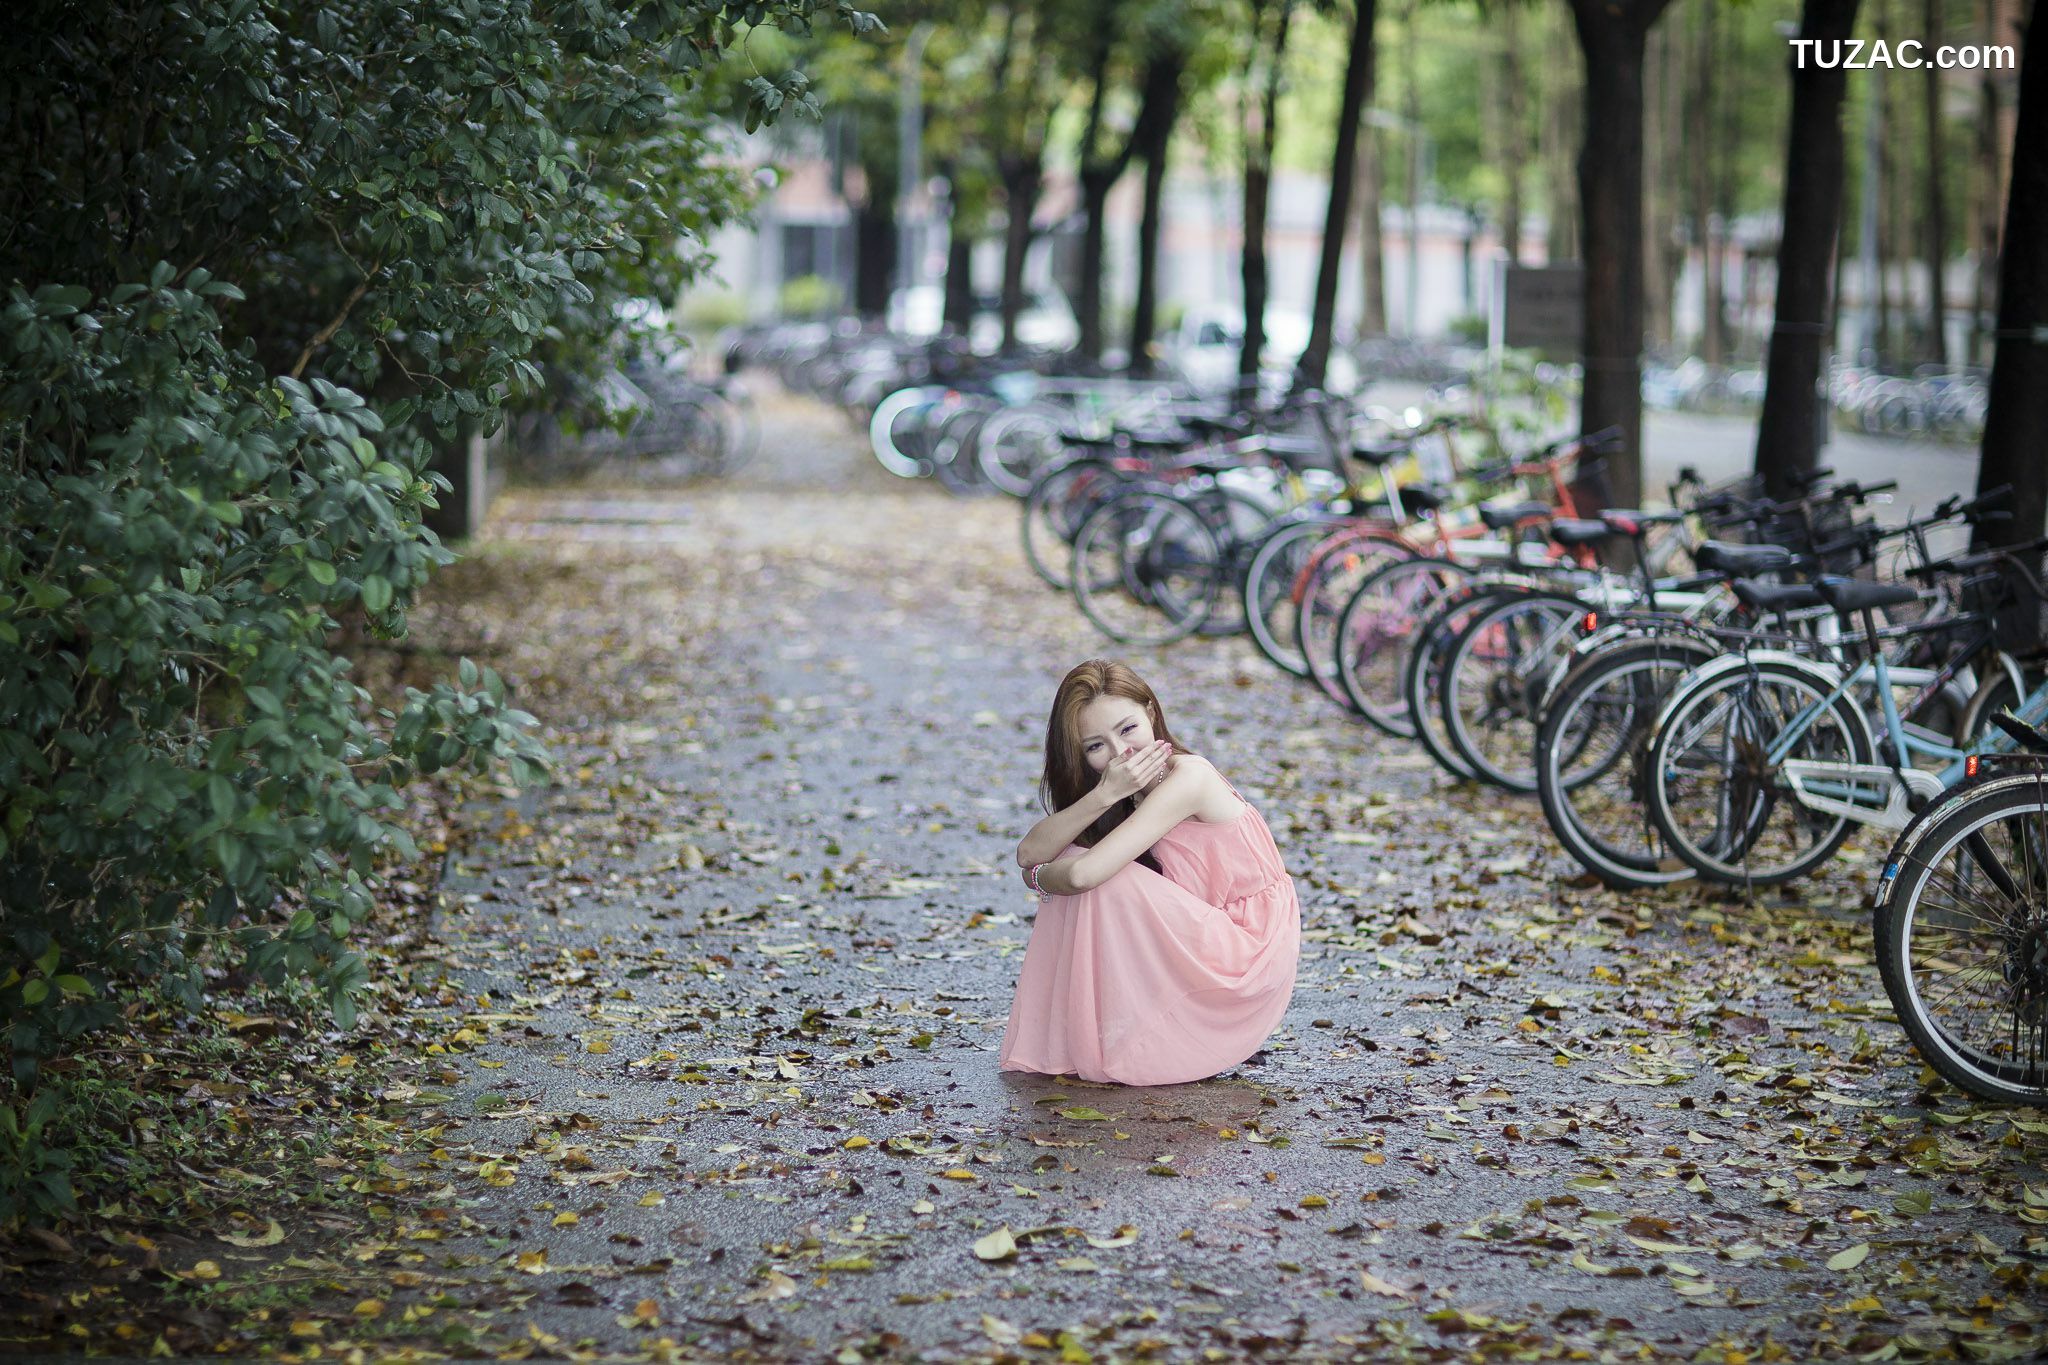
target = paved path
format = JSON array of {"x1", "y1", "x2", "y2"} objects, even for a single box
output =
[{"x1": 364, "y1": 386, "x2": 2045, "y2": 1363}]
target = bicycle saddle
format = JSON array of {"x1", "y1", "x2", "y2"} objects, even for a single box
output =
[
  {"x1": 1349, "y1": 439, "x2": 1415, "y2": 467},
  {"x1": 1696, "y1": 540, "x2": 1794, "y2": 577},
  {"x1": 1990, "y1": 711, "x2": 2048, "y2": 754},
  {"x1": 1731, "y1": 579, "x2": 1824, "y2": 615},
  {"x1": 1183, "y1": 412, "x2": 1252, "y2": 439},
  {"x1": 1398, "y1": 483, "x2": 1449, "y2": 515},
  {"x1": 1547, "y1": 517, "x2": 1612, "y2": 548},
  {"x1": 1812, "y1": 575, "x2": 1921, "y2": 615},
  {"x1": 1478, "y1": 500, "x2": 1553, "y2": 531},
  {"x1": 1599, "y1": 508, "x2": 1686, "y2": 536},
  {"x1": 1116, "y1": 429, "x2": 1192, "y2": 450}
]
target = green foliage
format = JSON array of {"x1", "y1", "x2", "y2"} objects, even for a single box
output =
[
  {"x1": 677, "y1": 290, "x2": 753, "y2": 333},
  {"x1": 0, "y1": 1, "x2": 877, "y2": 1223},
  {"x1": 0, "y1": 271, "x2": 549, "y2": 1092},
  {"x1": 0, "y1": 1090, "x2": 75, "y2": 1224},
  {"x1": 780, "y1": 274, "x2": 848, "y2": 318},
  {"x1": 0, "y1": 1, "x2": 876, "y2": 442}
]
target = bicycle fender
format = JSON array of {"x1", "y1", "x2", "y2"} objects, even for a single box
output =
[
  {"x1": 1666, "y1": 648, "x2": 1844, "y2": 693},
  {"x1": 1541, "y1": 627, "x2": 1720, "y2": 709},
  {"x1": 1873, "y1": 768, "x2": 2048, "y2": 908}
]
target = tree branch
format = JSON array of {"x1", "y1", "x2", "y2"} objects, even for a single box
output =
[{"x1": 291, "y1": 270, "x2": 378, "y2": 380}]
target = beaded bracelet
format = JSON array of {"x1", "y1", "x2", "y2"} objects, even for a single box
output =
[{"x1": 1025, "y1": 862, "x2": 1049, "y2": 898}]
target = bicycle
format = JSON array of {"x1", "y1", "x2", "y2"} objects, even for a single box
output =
[
  {"x1": 1873, "y1": 711, "x2": 2048, "y2": 1104},
  {"x1": 1644, "y1": 539, "x2": 2048, "y2": 886}
]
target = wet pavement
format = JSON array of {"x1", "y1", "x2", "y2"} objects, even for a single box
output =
[{"x1": 231, "y1": 384, "x2": 2046, "y2": 1363}]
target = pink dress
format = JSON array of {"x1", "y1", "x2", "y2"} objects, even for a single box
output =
[{"x1": 998, "y1": 789, "x2": 1301, "y2": 1086}]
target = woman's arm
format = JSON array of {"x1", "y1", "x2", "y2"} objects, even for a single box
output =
[
  {"x1": 1015, "y1": 740, "x2": 1172, "y2": 867},
  {"x1": 1033, "y1": 759, "x2": 1226, "y2": 895},
  {"x1": 1015, "y1": 783, "x2": 1116, "y2": 869}
]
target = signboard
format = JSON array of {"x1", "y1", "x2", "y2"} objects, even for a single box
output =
[{"x1": 1488, "y1": 261, "x2": 1584, "y2": 354}]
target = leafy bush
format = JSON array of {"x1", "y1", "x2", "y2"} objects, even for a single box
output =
[
  {"x1": 0, "y1": 1091, "x2": 74, "y2": 1225},
  {"x1": 0, "y1": 269, "x2": 549, "y2": 1093},
  {"x1": 0, "y1": 0, "x2": 877, "y2": 1228},
  {"x1": 677, "y1": 290, "x2": 754, "y2": 335},
  {"x1": 781, "y1": 274, "x2": 848, "y2": 319}
]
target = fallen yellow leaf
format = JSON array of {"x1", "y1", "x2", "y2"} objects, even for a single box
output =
[
  {"x1": 973, "y1": 1226, "x2": 1019, "y2": 1262},
  {"x1": 1360, "y1": 1269, "x2": 1414, "y2": 1300},
  {"x1": 218, "y1": 1219, "x2": 285, "y2": 1249}
]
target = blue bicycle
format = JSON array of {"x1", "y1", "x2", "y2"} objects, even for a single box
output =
[{"x1": 1643, "y1": 543, "x2": 2048, "y2": 886}]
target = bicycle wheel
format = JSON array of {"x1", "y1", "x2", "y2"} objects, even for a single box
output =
[
  {"x1": 929, "y1": 396, "x2": 1000, "y2": 496},
  {"x1": 1242, "y1": 515, "x2": 1347, "y2": 678},
  {"x1": 868, "y1": 386, "x2": 944, "y2": 478},
  {"x1": 1878, "y1": 776, "x2": 2048, "y2": 1104},
  {"x1": 1070, "y1": 489, "x2": 1225, "y2": 646},
  {"x1": 1440, "y1": 591, "x2": 1589, "y2": 791},
  {"x1": 1183, "y1": 483, "x2": 1281, "y2": 639},
  {"x1": 1297, "y1": 528, "x2": 1418, "y2": 708},
  {"x1": 717, "y1": 379, "x2": 762, "y2": 472},
  {"x1": 978, "y1": 405, "x2": 1067, "y2": 495},
  {"x1": 619, "y1": 393, "x2": 725, "y2": 472},
  {"x1": 1021, "y1": 455, "x2": 1127, "y2": 590},
  {"x1": 1534, "y1": 635, "x2": 1720, "y2": 887},
  {"x1": 1402, "y1": 586, "x2": 1513, "y2": 781},
  {"x1": 1334, "y1": 557, "x2": 1477, "y2": 738},
  {"x1": 1646, "y1": 659, "x2": 1875, "y2": 885}
]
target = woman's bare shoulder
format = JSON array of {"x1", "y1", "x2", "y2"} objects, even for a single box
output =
[
  {"x1": 1163, "y1": 753, "x2": 1240, "y2": 818},
  {"x1": 1163, "y1": 751, "x2": 1218, "y2": 779}
]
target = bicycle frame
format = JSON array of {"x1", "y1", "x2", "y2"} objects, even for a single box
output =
[{"x1": 1762, "y1": 647, "x2": 2048, "y2": 831}]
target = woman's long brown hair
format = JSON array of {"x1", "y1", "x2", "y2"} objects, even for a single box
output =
[{"x1": 1040, "y1": 660, "x2": 1190, "y2": 871}]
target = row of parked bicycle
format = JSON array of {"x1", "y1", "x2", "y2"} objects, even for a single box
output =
[
  {"x1": 736, "y1": 325, "x2": 2044, "y2": 1108},
  {"x1": 1641, "y1": 359, "x2": 1990, "y2": 444}
]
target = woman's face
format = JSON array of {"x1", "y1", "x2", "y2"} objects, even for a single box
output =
[{"x1": 1074, "y1": 695, "x2": 1158, "y2": 777}]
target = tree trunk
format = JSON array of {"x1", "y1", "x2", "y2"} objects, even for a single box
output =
[
  {"x1": 1077, "y1": 169, "x2": 1114, "y2": 358},
  {"x1": 1975, "y1": 3, "x2": 2047, "y2": 564},
  {"x1": 1242, "y1": 162, "x2": 1271, "y2": 382},
  {"x1": 1755, "y1": 0, "x2": 1863, "y2": 501},
  {"x1": 1240, "y1": 0, "x2": 1295, "y2": 384},
  {"x1": 1543, "y1": 7, "x2": 1581, "y2": 262},
  {"x1": 1498, "y1": 4, "x2": 1527, "y2": 264},
  {"x1": 1402, "y1": 0, "x2": 1422, "y2": 335},
  {"x1": 1972, "y1": 0, "x2": 2004, "y2": 365},
  {"x1": 854, "y1": 193, "x2": 895, "y2": 320},
  {"x1": 1359, "y1": 130, "x2": 1389, "y2": 333},
  {"x1": 1642, "y1": 16, "x2": 1676, "y2": 349},
  {"x1": 1301, "y1": 0, "x2": 1377, "y2": 391},
  {"x1": 1689, "y1": 0, "x2": 1726, "y2": 365},
  {"x1": 1074, "y1": 17, "x2": 1119, "y2": 361},
  {"x1": 1130, "y1": 151, "x2": 1170, "y2": 374},
  {"x1": 1922, "y1": 0, "x2": 1951, "y2": 366},
  {"x1": 999, "y1": 154, "x2": 1041, "y2": 350},
  {"x1": 1878, "y1": 5, "x2": 1901, "y2": 363},
  {"x1": 1714, "y1": 7, "x2": 1741, "y2": 356},
  {"x1": 1659, "y1": 12, "x2": 1686, "y2": 346},
  {"x1": 943, "y1": 226, "x2": 975, "y2": 333},
  {"x1": 1128, "y1": 57, "x2": 1185, "y2": 374},
  {"x1": 1567, "y1": 0, "x2": 1675, "y2": 516}
]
